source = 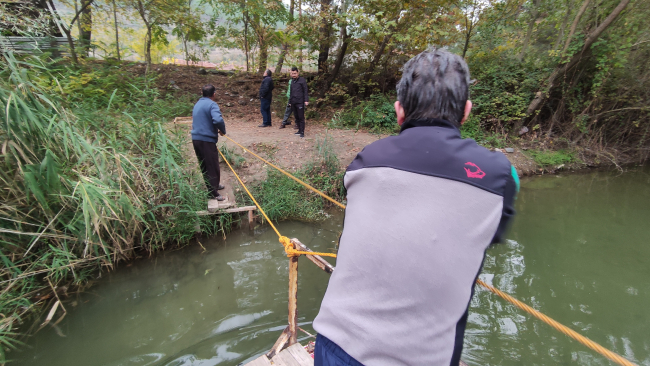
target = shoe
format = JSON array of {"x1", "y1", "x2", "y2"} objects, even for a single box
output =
[
  {"x1": 279, "y1": 124, "x2": 286, "y2": 129},
  {"x1": 300, "y1": 134, "x2": 304, "y2": 138},
  {"x1": 218, "y1": 184, "x2": 225, "y2": 190},
  {"x1": 214, "y1": 194, "x2": 226, "y2": 201},
  {"x1": 294, "y1": 132, "x2": 301, "y2": 135},
  {"x1": 258, "y1": 124, "x2": 270, "y2": 128}
]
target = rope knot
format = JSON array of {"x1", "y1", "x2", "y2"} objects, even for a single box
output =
[{"x1": 280, "y1": 236, "x2": 300, "y2": 257}]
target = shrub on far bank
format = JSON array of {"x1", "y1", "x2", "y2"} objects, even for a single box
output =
[
  {"x1": 329, "y1": 94, "x2": 399, "y2": 134},
  {"x1": 527, "y1": 149, "x2": 576, "y2": 166}
]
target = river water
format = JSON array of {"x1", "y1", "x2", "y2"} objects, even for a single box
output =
[{"x1": 16, "y1": 166, "x2": 650, "y2": 366}]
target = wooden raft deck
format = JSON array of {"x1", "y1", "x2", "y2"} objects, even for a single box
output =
[{"x1": 245, "y1": 343, "x2": 313, "y2": 366}]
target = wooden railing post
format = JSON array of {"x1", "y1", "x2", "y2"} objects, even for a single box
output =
[{"x1": 288, "y1": 241, "x2": 299, "y2": 346}]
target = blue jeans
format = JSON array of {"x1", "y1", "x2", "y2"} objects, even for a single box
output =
[
  {"x1": 260, "y1": 98, "x2": 272, "y2": 125},
  {"x1": 314, "y1": 334, "x2": 364, "y2": 366}
]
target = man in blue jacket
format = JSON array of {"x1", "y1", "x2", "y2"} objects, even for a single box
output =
[
  {"x1": 258, "y1": 69, "x2": 274, "y2": 127},
  {"x1": 191, "y1": 84, "x2": 227, "y2": 201},
  {"x1": 313, "y1": 48, "x2": 519, "y2": 366}
]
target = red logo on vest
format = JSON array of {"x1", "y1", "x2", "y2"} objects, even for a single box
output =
[{"x1": 464, "y1": 162, "x2": 486, "y2": 179}]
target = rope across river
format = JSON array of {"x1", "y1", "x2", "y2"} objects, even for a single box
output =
[{"x1": 218, "y1": 134, "x2": 637, "y2": 366}]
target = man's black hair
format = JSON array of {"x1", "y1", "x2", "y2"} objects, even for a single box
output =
[
  {"x1": 265, "y1": 69, "x2": 272, "y2": 77},
  {"x1": 202, "y1": 84, "x2": 216, "y2": 98},
  {"x1": 291, "y1": 66, "x2": 299, "y2": 72},
  {"x1": 396, "y1": 48, "x2": 470, "y2": 127}
]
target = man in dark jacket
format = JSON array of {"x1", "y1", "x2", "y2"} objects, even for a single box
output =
[
  {"x1": 288, "y1": 67, "x2": 309, "y2": 138},
  {"x1": 191, "y1": 84, "x2": 227, "y2": 201},
  {"x1": 258, "y1": 69, "x2": 274, "y2": 127},
  {"x1": 313, "y1": 48, "x2": 519, "y2": 366}
]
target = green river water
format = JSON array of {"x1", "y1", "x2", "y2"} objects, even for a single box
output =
[{"x1": 16, "y1": 166, "x2": 650, "y2": 366}]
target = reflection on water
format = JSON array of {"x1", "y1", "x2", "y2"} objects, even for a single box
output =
[{"x1": 16, "y1": 167, "x2": 650, "y2": 366}]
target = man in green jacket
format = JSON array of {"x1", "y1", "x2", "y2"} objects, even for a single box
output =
[{"x1": 279, "y1": 79, "x2": 297, "y2": 129}]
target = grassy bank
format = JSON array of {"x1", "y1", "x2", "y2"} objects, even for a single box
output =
[
  {"x1": 232, "y1": 133, "x2": 346, "y2": 223},
  {"x1": 0, "y1": 53, "x2": 233, "y2": 359}
]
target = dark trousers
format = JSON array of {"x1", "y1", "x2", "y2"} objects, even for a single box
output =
[
  {"x1": 260, "y1": 98, "x2": 272, "y2": 126},
  {"x1": 281, "y1": 103, "x2": 293, "y2": 125},
  {"x1": 292, "y1": 103, "x2": 305, "y2": 134},
  {"x1": 192, "y1": 140, "x2": 221, "y2": 198},
  {"x1": 314, "y1": 334, "x2": 364, "y2": 366}
]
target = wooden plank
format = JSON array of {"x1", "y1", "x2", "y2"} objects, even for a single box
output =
[
  {"x1": 207, "y1": 197, "x2": 234, "y2": 213},
  {"x1": 285, "y1": 343, "x2": 314, "y2": 366},
  {"x1": 269, "y1": 355, "x2": 289, "y2": 366},
  {"x1": 196, "y1": 206, "x2": 257, "y2": 214},
  {"x1": 224, "y1": 206, "x2": 256, "y2": 213},
  {"x1": 292, "y1": 238, "x2": 335, "y2": 274},
  {"x1": 244, "y1": 355, "x2": 272, "y2": 366},
  {"x1": 196, "y1": 206, "x2": 257, "y2": 216},
  {"x1": 288, "y1": 249, "x2": 299, "y2": 346},
  {"x1": 271, "y1": 350, "x2": 302, "y2": 366},
  {"x1": 266, "y1": 325, "x2": 291, "y2": 359},
  {"x1": 172, "y1": 116, "x2": 193, "y2": 125}
]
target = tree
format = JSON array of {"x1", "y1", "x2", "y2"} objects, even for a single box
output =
[
  {"x1": 172, "y1": 0, "x2": 207, "y2": 66},
  {"x1": 454, "y1": 0, "x2": 520, "y2": 58},
  {"x1": 274, "y1": 0, "x2": 295, "y2": 74},
  {"x1": 77, "y1": 0, "x2": 93, "y2": 54},
  {"x1": 210, "y1": 0, "x2": 287, "y2": 73},
  {"x1": 47, "y1": 0, "x2": 96, "y2": 64},
  {"x1": 124, "y1": 0, "x2": 183, "y2": 69},
  {"x1": 521, "y1": 0, "x2": 631, "y2": 126},
  {"x1": 111, "y1": 0, "x2": 121, "y2": 60}
]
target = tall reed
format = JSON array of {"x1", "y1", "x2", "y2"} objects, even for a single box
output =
[{"x1": 0, "y1": 52, "x2": 229, "y2": 359}]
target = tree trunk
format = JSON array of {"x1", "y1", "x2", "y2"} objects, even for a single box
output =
[
  {"x1": 47, "y1": 0, "x2": 91, "y2": 64},
  {"x1": 365, "y1": 32, "x2": 393, "y2": 81},
  {"x1": 62, "y1": 26, "x2": 79, "y2": 64},
  {"x1": 554, "y1": 0, "x2": 575, "y2": 51},
  {"x1": 257, "y1": 31, "x2": 268, "y2": 73},
  {"x1": 275, "y1": 45, "x2": 287, "y2": 74},
  {"x1": 323, "y1": 28, "x2": 349, "y2": 94},
  {"x1": 520, "y1": 0, "x2": 631, "y2": 128},
  {"x1": 562, "y1": 0, "x2": 591, "y2": 55},
  {"x1": 243, "y1": 11, "x2": 249, "y2": 72},
  {"x1": 184, "y1": 37, "x2": 190, "y2": 66},
  {"x1": 274, "y1": 0, "x2": 293, "y2": 74},
  {"x1": 519, "y1": 0, "x2": 540, "y2": 62},
  {"x1": 144, "y1": 24, "x2": 152, "y2": 67},
  {"x1": 79, "y1": 0, "x2": 92, "y2": 55},
  {"x1": 317, "y1": 0, "x2": 332, "y2": 75},
  {"x1": 274, "y1": 0, "x2": 294, "y2": 74},
  {"x1": 112, "y1": 0, "x2": 120, "y2": 60},
  {"x1": 298, "y1": 0, "x2": 302, "y2": 67},
  {"x1": 461, "y1": 12, "x2": 474, "y2": 58}
]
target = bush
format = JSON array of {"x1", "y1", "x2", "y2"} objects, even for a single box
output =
[
  {"x1": 331, "y1": 94, "x2": 399, "y2": 133},
  {"x1": 527, "y1": 149, "x2": 575, "y2": 166}
]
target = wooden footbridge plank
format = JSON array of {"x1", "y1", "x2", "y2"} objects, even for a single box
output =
[{"x1": 244, "y1": 343, "x2": 313, "y2": 366}]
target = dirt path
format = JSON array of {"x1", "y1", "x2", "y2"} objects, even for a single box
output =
[{"x1": 175, "y1": 114, "x2": 386, "y2": 206}]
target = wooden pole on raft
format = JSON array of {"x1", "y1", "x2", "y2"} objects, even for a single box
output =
[
  {"x1": 288, "y1": 242, "x2": 299, "y2": 346},
  {"x1": 292, "y1": 238, "x2": 334, "y2": 274}
]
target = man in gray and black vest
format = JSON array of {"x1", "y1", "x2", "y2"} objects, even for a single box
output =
[
  {"x1": 191, "y1": 84, "x2": 227, "y2": 201},
  {"x1": 288, "y1": 66, "x2": 309, "y2": 138},
  {"x1": 313, "y1": 48, "x2": 520, "y2": 366}
]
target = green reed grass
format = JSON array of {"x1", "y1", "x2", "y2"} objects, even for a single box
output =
[
  {"x1": 239, "y1": 132, "x2": 346, "y2": 222},
  {"x1": 0, "y1": 52, "x2": 232, "y2": 359}
]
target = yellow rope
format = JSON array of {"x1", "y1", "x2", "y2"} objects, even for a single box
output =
[
  {"x1": 476, "y1": 279, "x2": 637, "y2": 366},
  {"x1": 219, "y1": 135, "x2": 637, "y2": 366},
  {"x1": 222, "y1": 135, "x2": 346, "y2": 209},
  {"x1": 217, "y1": 146, "x2": 337, "y2": 258}
]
